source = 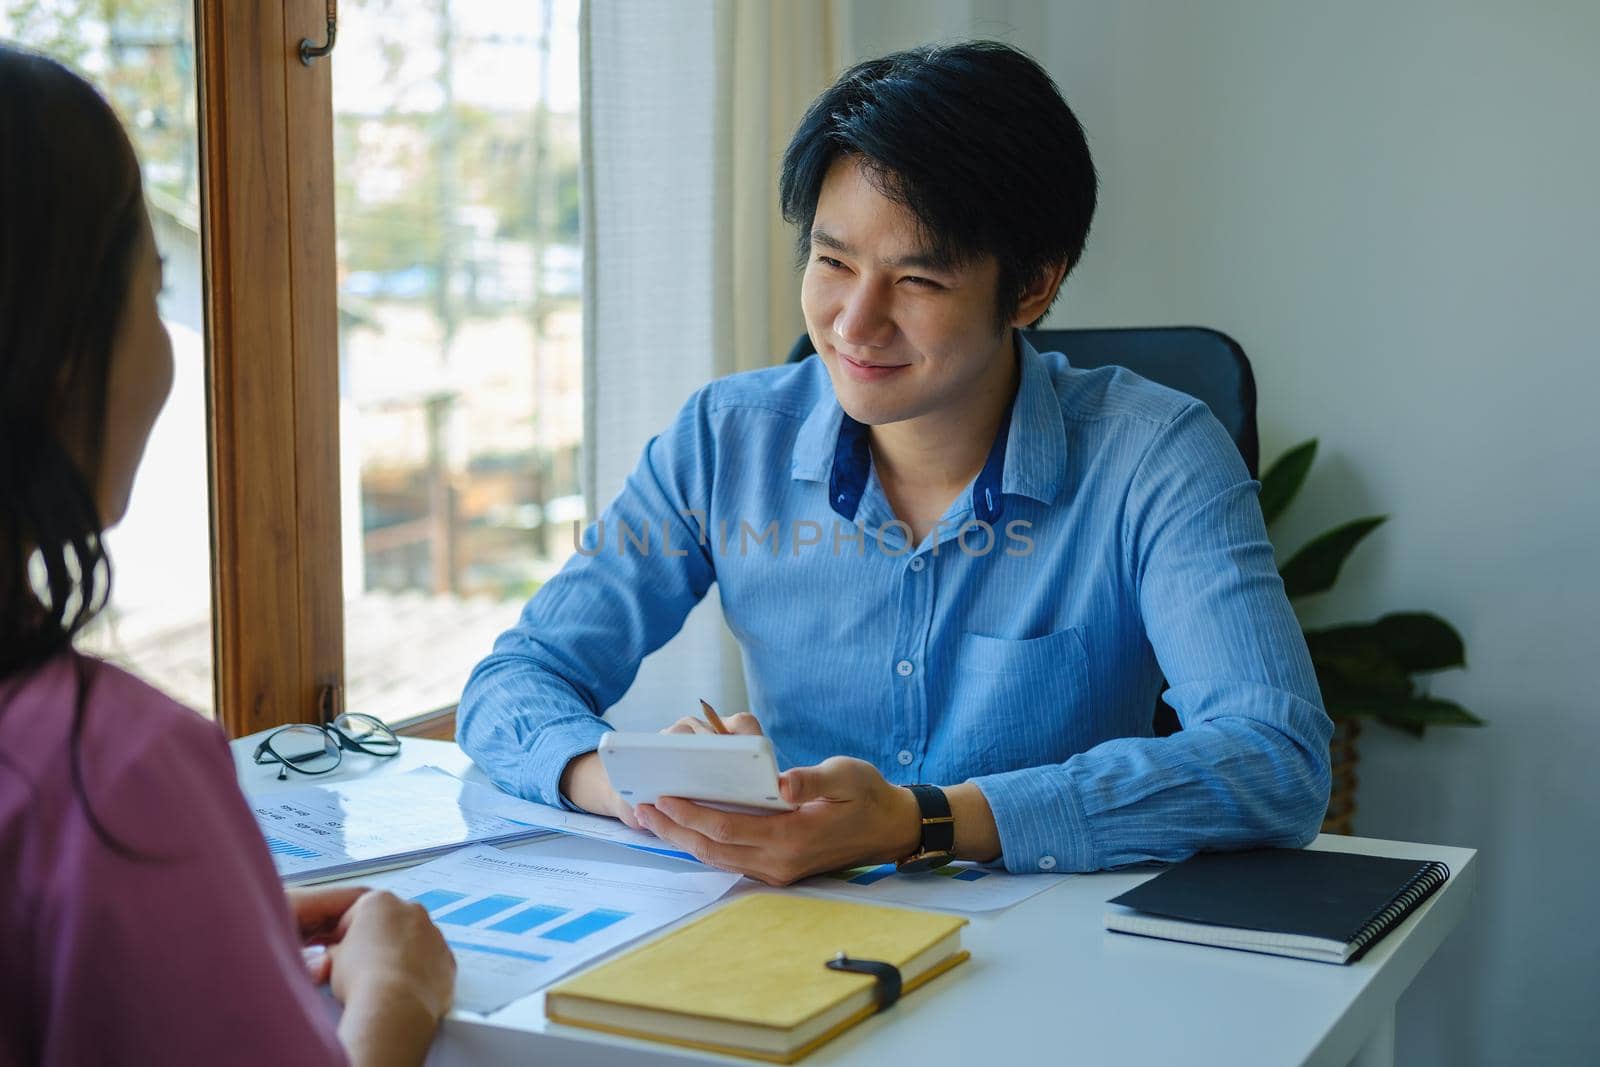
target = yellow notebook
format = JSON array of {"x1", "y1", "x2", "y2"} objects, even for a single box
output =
[{"x1": 544, "y1": 893, "x2": 970, "y2": 1063}]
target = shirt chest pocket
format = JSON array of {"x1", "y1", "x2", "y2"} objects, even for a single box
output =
[{"x1": 947, "y1": 626, "x2": 1093, "y2": 775}]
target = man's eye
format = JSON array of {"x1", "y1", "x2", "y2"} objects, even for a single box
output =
[
  {"x1": 816, "y1": 256, "x2": 845, "y2": 270},
  {"x1": 903, "y1": 276, "x2": 942, "y2": 289}
]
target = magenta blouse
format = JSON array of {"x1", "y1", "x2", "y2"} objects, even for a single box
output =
[{"x1": 0, "y1": 653, "x2": 346, "y2": 1066}]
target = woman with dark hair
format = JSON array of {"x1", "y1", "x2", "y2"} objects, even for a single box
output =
[{"x1": 0, "y1": 45, "x2": 455, "y2": 1067}]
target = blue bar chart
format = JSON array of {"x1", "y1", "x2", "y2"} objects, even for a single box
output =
[
  {"x1": 371, "y1": 845, "x2": 742, "y2": 1013},
  {"x1": 447, "y1": 941, "x2": 551, "y2": 964},
  {"x1": 436, "y1": 894, "x2": 527, "y2": 926},
  {"x1": 828, "y1": 862, "x2": 990, "y2": 887},
  {"x1": 265, "y1": 836, "x2": 321, "y2": 861},
  {"x1": 489, "y1": 904, "x2": 570, "y2": 934},
  {"x1": 808, "y1": 859, "x2": 1057, "y2": 912},
  {"x1": 412, "y1": 889, "x2": 469, "y2": 913},
  {"x1": 411, "y1": 894, "x2": 633, "y2": 942},
  {"x1": 541, "y1": 908, "x2": 632, "y2": 943},
  {"x1": 830, "y1": 863, "x2": 898, "y2": 886}
]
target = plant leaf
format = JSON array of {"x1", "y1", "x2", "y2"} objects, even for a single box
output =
[
  {"x1": 1378, "y1": 696, "x2": 1485, "y2": 727},
  {"x1": 1311, "y1": 644, "x2": 1414, "y2": 704},
  {"x1": 1325, "y1": 695, "x2": 1484, "y2": 734},
  {"x1": 1371, "y1": 612, "x2": 1466, "y2": 672},
  {"x1": 1279, "y1": 516, "x2": 1387, "y2": 600},
  {"x1": 1304, "y1": 624, "x2": 1380, "y2": 659},
  {"x1": 1306, "y1": 612, "x2": 1466, "y2": 676},
  {"x1": 1322, "y1": 699, "x2": 1383, "y2": 721},
  {"x1": 1259, "y1": 439, "x2": 1317, "y2": 527}
]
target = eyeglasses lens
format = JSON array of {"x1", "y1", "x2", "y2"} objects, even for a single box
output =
[
  {"x1": 271, "y1": 724, "x2": 342, "y2": 773},
  {"x1": 335, "y1": 713, "x2": 400, "y2": 756}
]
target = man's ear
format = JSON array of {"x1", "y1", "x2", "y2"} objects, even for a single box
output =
[{"x1": 1011, "y1": 260, "x2": 1070, "y2": 328}]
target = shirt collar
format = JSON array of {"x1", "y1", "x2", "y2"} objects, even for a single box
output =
[{"x1": 791, "y1": 332, "x2": 1067, "y2": 521}]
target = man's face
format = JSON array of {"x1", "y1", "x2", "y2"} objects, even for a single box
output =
[{"x1": 800, "y1": 156, "x2": 1013, "y2": 428}]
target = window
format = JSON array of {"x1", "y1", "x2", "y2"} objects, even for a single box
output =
[
  {"x1": 332, "y1": 0, "x2": 584, "y2": 725},
  {"x1": 4, "y1": 0, "x2": 215, "y2": 715},
  {"x1": 5, "y1": 0, "x2": 583, "y2": 736}
]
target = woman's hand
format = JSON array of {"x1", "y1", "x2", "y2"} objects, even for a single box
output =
[
  {"x1": 325, "y1": 890, "x2": 454, "y2": 1015},
  {"x1": 324, "y1": 890, "x2": 456, "y2": 1067},
  {"x1": 286, "y1": 885, "x2": 369, "y2": 984}
]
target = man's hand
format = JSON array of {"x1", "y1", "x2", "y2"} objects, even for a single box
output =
[
  {"x1": 634, "y1": 756, "x2": 923, "y2": 886},
  {"x1": 559, "y1": 751, "x2": 642, "y2": 828},
  {"x1": 559, "y1": 708, "x2": 763, "y2": 826},
  {"x1": 663, "y1": 710, "x2": 764, "y2": 736}
]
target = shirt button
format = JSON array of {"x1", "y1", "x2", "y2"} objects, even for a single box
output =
[
  {"x1": 895, "y1": 660, "x2": 914, "y2": 677},
  {"x1": 1038, "y1": 855, "x2": 1058, "y2": 871},
  {"x1": 909, "y1": 556, "x2": 925, "y2": 572},
  {"x1": 897, "y1": 750, "x2": 914, "y2": 766}
]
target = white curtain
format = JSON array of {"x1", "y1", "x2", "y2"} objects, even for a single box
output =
[{"x1": 579, "y1": 0, "x2": 842, "y2": 729}]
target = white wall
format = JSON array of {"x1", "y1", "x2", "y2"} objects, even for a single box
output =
[
  {"x1": 583, "y1": 0, "x2": 751, "y2": 730},
  {"x1": 845, "y1": 2, "x2": 1599, "y2": 1063}
]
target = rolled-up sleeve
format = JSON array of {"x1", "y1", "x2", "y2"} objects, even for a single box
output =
[
  {"x1": 974, "y1": 402, "x2": 1332, "y2": 873},
  {"x1": 458, "y1": 389, "x2": 719, "y2": 806}
]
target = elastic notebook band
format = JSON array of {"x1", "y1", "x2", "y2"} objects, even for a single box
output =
[{"x1": 826, "y1": 953, "x2": 902, "y2": 1011}]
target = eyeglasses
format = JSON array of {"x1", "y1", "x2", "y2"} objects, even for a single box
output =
[{"x1": 253, "y1": 713, "x2": 401, "y2": 780}]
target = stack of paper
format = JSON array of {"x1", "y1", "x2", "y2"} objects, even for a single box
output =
[
  {"x1": 502, "y1": 799, "x2": 700, "y2": 863},
  {"x1": 247, "y1": 766, "x2": 558, "y2": 885}
]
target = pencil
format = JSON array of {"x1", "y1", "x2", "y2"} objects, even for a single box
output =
[{"x1": 698, "y1": 698, "x2": 730, "y2": 735}]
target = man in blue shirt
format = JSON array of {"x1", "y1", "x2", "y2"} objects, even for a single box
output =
[{"x1": 459, "y1": 42, "x2": 1331, "y2": 883}]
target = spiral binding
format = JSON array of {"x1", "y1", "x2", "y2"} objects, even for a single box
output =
[{"x1": 1349, "y1": 861, "x2": 1451, "y2": 957}]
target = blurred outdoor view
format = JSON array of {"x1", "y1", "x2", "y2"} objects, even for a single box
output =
[
  {"x1": 4, "y1": 0, "x2": 215, "y2": 715},
  {"x1": 3, "y1": 0, "x2": 584, "y2": 726},
  {"x1": 333, "y1": 0, "x2": 584, "y2": 721}
]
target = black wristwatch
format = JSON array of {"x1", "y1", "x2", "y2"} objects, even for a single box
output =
[{"x1": 895, "y1": 784, "x2": 955, "y2": 872}]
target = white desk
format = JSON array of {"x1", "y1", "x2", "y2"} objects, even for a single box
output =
[{"x1": 233, "y1": 736, "x2": 1475, "y2": 1067}]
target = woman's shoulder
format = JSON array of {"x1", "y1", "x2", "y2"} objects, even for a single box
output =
[
  {"x1": 1, "y1": 655, "x2": 347, "y2": 1066},
  {"x1": 2, "y1": 652, "x2": 249, "y2": 927},
  {"x1": 0, "y1": 651, "x2": 227, "y2": 808},
  {"x1": 2, "y1": 651, "x2": 269, "y2": 931}
]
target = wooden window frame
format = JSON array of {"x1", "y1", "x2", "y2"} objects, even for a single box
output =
[{"x1": 197, "y1": 0, "x2": 343, "y2": 738}]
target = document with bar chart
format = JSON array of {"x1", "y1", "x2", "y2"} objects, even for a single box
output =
[
  {"x1": 368, "y1": 844, "x2": 742, "y2": 1013},
  {"x1": 798, "y1": 861, "x2": 1061, "y2": 914},
  {"x1": 249, "y1": 767, "x2": 557, "y2": 885}
]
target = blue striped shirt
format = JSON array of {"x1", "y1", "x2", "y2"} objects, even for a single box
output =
[{"x1": 459, "y1": 336, "x2": 1332, "y2": 873}]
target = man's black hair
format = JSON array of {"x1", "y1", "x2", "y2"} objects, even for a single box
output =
[{"x1": 780, "y1": 40, "x2": 1097, "y2": 330}]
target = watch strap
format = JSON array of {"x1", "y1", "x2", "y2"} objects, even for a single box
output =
[{"x1": 897, "y1": 784, "x2": 954, "y2": 871}]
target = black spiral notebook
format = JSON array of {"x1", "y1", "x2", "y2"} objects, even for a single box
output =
[{"x1": 1104, "y1": 848, "x2": 1451, "y2": 964}]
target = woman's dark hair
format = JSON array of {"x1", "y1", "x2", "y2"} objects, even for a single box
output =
[
  {"x1": 0, "y1": 45, "x2": 146, "y2": 850},
  {"x1": 780, "y1": 40, "x2": 1098, "y2": 330}
]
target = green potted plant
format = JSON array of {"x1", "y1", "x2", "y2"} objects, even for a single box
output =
[{"x1": 1261, "y1": 440, "x2": 1484, "y2": 834}]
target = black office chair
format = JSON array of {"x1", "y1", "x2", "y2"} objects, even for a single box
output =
[
  {"x1": 784, "y1": 325, "x2": 1259, "y2": 477},
  {"x1": 786, "y1": 325, "x2": 1261, "y2": 736}
]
